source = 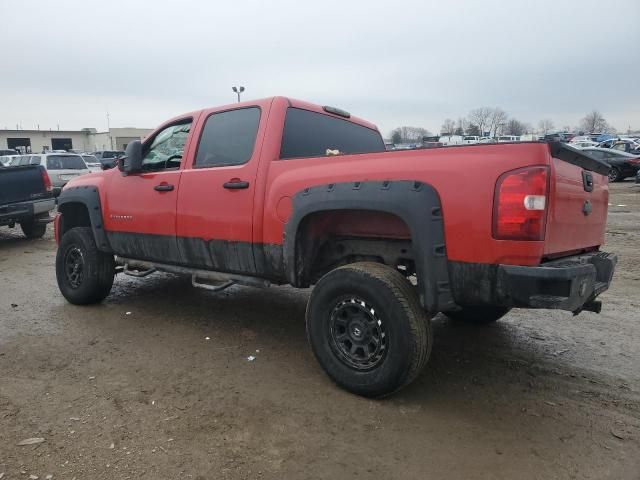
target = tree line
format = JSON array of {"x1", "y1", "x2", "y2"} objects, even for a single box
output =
[{"x1": 389, "y1": 109, "x2": 615, "y2": 143}]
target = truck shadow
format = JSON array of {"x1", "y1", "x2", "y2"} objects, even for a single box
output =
[{"x1": 86, "y1": 272, "x2": 586, "y2": 401}]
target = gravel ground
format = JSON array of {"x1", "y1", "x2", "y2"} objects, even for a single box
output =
[{"x1": 1, "y1": 182, "x2": 639, "y2": 480}]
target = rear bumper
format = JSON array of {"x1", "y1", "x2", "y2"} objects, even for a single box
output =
[
  {"x1": 449, "y1": 251, "x2": 617, "y2": 314},
  {"x1": 0, "y1": 198, "x2": 55, "y2": 226}
]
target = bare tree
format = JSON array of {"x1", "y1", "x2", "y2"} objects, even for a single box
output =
[
  {"x1": 440, "y1": 119, "x2": 456, "y2": 135},
  {"x1": 469, "y1": 107, "x2": 492, "y2": 136},
  {"x1": 488, "y1": 108, "x2": 508, "y2": 137},
  {"x1": 505, "y1": 118, "x2": 526, "y2": 136},
  {"x1": 389, "y1": 126, "x2": 432, "y2": 144},
  {"x1": 456, "y1": 117, "x2": 469, "y2": 135},
  {"x1": 580, "y1": 110, "x2": 610, "y2": 133},
  {"x1": 466, "y1": 123, "x2": 480, "y2": 136},
  {"x1": 538, "y1": 119, "x2": 554, "y2": 135}
]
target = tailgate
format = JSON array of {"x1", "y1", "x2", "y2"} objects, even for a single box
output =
[
  {"x1": 0, "y1": 165, "x2": 47, "y2": 205},
  {"x1": 544, "y1": 143, "x2": 610, "y2": 257}
]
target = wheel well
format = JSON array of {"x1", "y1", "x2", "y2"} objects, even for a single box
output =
[
  {"x1": 294, "y1": 209, "x2": 415, "y2": 285},
  {"x1": 58, "y1": 202, "x2": 91, "y2": 238}
]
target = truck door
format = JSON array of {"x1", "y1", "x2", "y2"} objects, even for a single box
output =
[
  {"x1": 176, "y1": 106, "x2": 264, "y2": 274},
  {"x1": 102, "y1": 118, "x2": 195, "y2": 263}
]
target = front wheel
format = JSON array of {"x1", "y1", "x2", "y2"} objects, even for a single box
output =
[
  {"x1": 608, "y1": 167, "x2": 623, "y2": 182},
  {"x1": 306, "y1": 262, "x2": 432, "y2": 397},
  {"x1": 20, "y1": 222, "x2": 47, "y2": 239},
  {"x1": 445, "y1": 306, "x2": 511, "y2": 324},
  {"x1": 56, "y1": 227, "x2": 115, "y2": 305}
]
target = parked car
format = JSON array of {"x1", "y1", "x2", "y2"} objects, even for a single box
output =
[
  {"x1": 438, "y1": 135, "x2": 464, "y2": 145},
  {"x1": 11, "y1": 153, "x2": 91, "y2": 195},
  {"x1": 519, "y1": 134, "x2": 539, "y2": 142},
  {"x1": 596, "y1": 138, "x2": 639, "y2": 150},
  {"x1": 497, "y1": 135, "x2": 519, "y2": 142},
  {"x1": 0, "y1": 154, "x2": 22, "y2": 166},
  {"x1": 581, "y1": 147, "x2": 640, "y2": 182},
  {"x1": 571, "y1": 141, "x2": 600, "y2": 148},
  {"x1": 0, "y1": 149, "x2": 19, "y2": 156},
  {"x1": 81, "y1": 154, "x2": 102, "y2": 172},
  {"x1": 610, "y1": 139, "x2": 640, "y2": 155},
  {"x1": 462, "y1": 135, "x2": 480, "y2": 144},
  {"x1": 544, "y1": 132, "x2": 571, "y2": 142},
  {"x1": 570, "y1": 136, "x2": 599, "y2": 148},
  {"x1": 92, "y1": 150, "x2": 125, "y2": 168},
  {"x1": 0, "y1": 162, "x2": 56, "y2": 238},
  {"x1": 53, "y1": 96, "x2": 616, "y2": 398}
]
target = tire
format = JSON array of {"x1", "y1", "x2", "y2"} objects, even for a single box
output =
[
  {"x1": 608, "y1": 167, "x2": 622, "y2": 182},
  {"x1": 445, "y1": 306, "x2": 511, "y2": 325},
  {"x1": 306, "y1": 262, "x2": 432, "y2": 397},
  {"x1": 20, "y1": 222, "x2": 47, "y2": 239},
  {"x1": 56, "y1": 227, "x2": 115, "y2": 305}
]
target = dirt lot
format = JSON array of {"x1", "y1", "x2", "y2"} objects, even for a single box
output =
[{"x1": 1, "y1": 182, "x2": 639, "y2": 480}]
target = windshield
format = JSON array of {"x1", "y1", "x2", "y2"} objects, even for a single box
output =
[{"x1": 46, "y1": 155, "x2": 88, "y2": 170}]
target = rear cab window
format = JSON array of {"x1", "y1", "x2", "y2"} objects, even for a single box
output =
[
  {"x1": 46, "y1": 155, "x2": 88, "y2": 170},
  {"x1": 280, "y1": 108, "x2": 385, "y2": 159}
]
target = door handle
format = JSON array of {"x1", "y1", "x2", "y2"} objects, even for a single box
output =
[
  {"x1": 154, "y1": 183, "x2": 174, "y2": 192},
  {"x1": 223, "y1": 179, "x2": 250, "y2": 189}
]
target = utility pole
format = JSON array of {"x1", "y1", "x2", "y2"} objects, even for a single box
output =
[{"x1": 232, "y1": 86, "x2": 245, "y2": 103}]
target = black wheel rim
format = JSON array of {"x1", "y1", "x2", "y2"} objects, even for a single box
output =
[
  {"x1": 608, "y1": 169, "x2": 618, "y2": 182},
  {"x1": 328, "y1": 297, "x2": 387, "y2": 371},
  {"x1": 64, "y1": 246, "x2": 85, "y2": 289}
]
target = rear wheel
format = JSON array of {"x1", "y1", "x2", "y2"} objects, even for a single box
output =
[
  {"x1": 445, "y1": 306, "x2": 511, "y2": 325},
  {"x1": 608, "y1": 167, "x2": 622, "y2": 182},
  {"x1": 306, "y1": 262, "x2": 432, "y2": 397},
  {"x1": 56, "y1": 227, "x2": 115, "y2": 305},
  {"x1": 20, "y1": 222, "x2": 47, "y2": 239}
]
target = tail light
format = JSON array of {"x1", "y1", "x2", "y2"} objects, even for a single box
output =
[
  {"x1": 627, "y1": 158, "x2": 640, "y2": 165},
  {"x1": 493, "y1": 166, "x2": 549, "y2": 241},
  {"x1": 40, "y1": 166, "x2": 53, "y2": 193}
]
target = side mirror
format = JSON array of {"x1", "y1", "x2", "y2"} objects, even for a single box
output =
[{"x1": 121, "y1": 140, "x2": 143, "y2": 174}]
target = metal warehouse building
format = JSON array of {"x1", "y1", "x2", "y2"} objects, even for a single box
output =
[{"x1": 0, "y1": 127, "x2": 152, "y2": 153}]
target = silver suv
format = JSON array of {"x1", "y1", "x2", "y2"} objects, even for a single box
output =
[{"x1": 10, "y1": 153, "x2": 91, "y2": 195}]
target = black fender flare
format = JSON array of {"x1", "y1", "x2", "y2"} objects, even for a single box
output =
[
  {"x1": 57, "y1": 185, "x2": 112, "y2": 252},
  {"x1": 284, "y1": 180, "x2": 454, "y2": 312}
]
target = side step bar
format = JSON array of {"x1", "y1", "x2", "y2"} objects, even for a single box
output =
[{"x1": 115, "y1": 257, "x2": 272, "y2": 290}]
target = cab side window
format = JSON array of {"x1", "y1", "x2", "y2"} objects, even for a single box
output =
[
  {"x1": 195, "y1": 107, "x2": 261, "y2": 168},
  {"x1": 142, "y1": 121, "x2": 192, "y2": 171}
]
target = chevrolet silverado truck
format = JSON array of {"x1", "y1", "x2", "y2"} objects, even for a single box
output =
[
  {"x1": 53, "y1": 97, "x2": 617, "y2": 397},
  {"x1": 1, "y1": 163, "x2": 56, "y2": 238}
]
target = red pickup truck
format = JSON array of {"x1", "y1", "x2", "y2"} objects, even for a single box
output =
[{"x1": 54, "y1": 97, "x2": 616, "y2": 397}]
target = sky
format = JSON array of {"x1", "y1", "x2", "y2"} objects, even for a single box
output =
[{"x1": 1, "y1": 0, "x2": 639, "y2": 136}]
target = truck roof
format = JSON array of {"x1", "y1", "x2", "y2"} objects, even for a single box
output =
[{"x1": 160, "y1": 96, "x2": 379, "y2": 133}]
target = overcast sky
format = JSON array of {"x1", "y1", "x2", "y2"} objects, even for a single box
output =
[{"x1": 1, "y1": 0, "x2": 638, "y2": 136}]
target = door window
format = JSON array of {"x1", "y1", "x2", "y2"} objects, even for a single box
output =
[
  {"x1": 142, "y1": 121, "x2": 192, "y2": 171},
  {"x1": 195, "y1": 107, "x2": 261, "y2": 168}
]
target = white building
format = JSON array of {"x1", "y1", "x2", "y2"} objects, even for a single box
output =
[{"x1": 0, "y1": 127, "x2": 153, "y2": 153}]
